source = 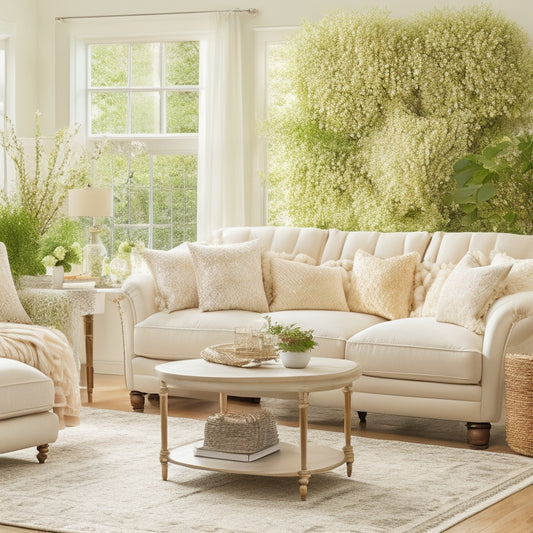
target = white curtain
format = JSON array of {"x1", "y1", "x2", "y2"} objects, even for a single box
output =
[{"x1": 197, "y1": 12, "x2": 248, "y2": 241}]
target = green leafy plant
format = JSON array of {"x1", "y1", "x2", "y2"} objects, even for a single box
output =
[
  {"x1": 264, "y1": 316, "x2": 318, "y2": 353},
  {"x1": 40, "y1": 218, "x2": 84, "y2": 273},
  {"x1": 265, "y1": 6, "x2": 533, "y2": 232},
  {"x1": 0, "y1": 112, "x2": 104, "y2": 236},
  {"x1": 0, "y1": 204, "x2": 44, "y2": 281},
  {"x1": 448, "y1": 133, "x2": 533, "y2": 233}
]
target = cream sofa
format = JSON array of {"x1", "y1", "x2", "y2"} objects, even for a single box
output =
[{"x1": 119, "y1": 227, "x2": 533, "y2": 448}]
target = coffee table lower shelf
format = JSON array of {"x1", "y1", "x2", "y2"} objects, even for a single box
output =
[{"x1": 169, "y1": 441, "x2": 346, "y2": 476}]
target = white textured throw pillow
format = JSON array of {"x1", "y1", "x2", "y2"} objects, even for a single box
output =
[
  {"x1": 188, "y1": 240, "x2": 269, "y2": 313},
  {"x1": 436, "y1": 253, "x2": 511, "y2": 334},
  {"x1": 269, "y1": 257, "x2": 349, "y2": 312},
  {"x1": 411, "y1": 262, "x2": 455, "y2": 317},
  {"x1": 347, "y1": 250, "x2": 419, "y2": 320},
  {"x1": 142, "y1": 244, "x2": 198, "y2": 312},
  {"x1": 491, "y1": 252, "x2": 533, "y2": 295},
  {"x1": 0, "y1": 242, "x2": 32, "y2": 324}
]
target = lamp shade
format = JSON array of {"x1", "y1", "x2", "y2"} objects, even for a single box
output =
[{"x1": 68, "y1": 188, "x2": 113, "y2": 217}]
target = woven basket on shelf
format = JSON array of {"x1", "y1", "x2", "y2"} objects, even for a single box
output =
[
  {"x1": 202, "y1": 409, "x2": 279, "y2": 454},
  {"x1": 504, "y1": 353, "x2": 533, "y2": 456}
]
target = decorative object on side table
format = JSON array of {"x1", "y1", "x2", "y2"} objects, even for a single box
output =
[
  {"x1": 264, "y1": 316, "x2": 318, "y2": 369},
  {"x1": 504, "y1": 352, "x2": 533, "y2": 456},
  {"x1": 68, "y1": 186, "x2": 113, "y2": 280},
  {"x1": 41, "y1": 242, "x2": 83, "y2": 289}
]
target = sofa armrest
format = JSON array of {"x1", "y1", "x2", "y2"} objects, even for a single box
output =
[
  {"x1": 481, "y1": 291, "x2": 533, "y2": 420},
  {"x1": 116, "y1": 273, "x2": 158, "y2": 390}
]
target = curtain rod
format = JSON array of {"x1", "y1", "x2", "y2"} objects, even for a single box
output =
[{"x1": 56, "y1": 8, "x2": 258, "y2": 23}]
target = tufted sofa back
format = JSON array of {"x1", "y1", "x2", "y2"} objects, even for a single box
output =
[{"x1": 212, "y1": 226, "x2": 533, "y2": 265}]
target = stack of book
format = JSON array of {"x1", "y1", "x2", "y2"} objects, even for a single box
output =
[{"x1": 193, "y1": 442, "x2": 280, "y2": 462}]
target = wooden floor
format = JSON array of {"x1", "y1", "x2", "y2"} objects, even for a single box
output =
[{"x1": 2, "y1": 373, "x2": 532, "y2": 533}]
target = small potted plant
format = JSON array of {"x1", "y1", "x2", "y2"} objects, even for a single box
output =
[{"x1": 264, "y1": 316, "x2": 318, "y2": 368}]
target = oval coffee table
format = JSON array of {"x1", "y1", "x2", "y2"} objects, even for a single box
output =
[{"x1": 156, "y1": 357, "x2": 362, "y2": 500}]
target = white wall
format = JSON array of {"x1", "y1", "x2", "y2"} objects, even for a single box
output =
[{"x1": 3, "y1": 0, "x2": 533, "y2": 374}]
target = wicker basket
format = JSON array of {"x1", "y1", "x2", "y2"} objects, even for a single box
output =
[
  {"x1": 202, "y1": 409, "x2": 279, "y2": 454},
  {"x1": 504, "y1": 353, "x2": 533, "y2": 456}
]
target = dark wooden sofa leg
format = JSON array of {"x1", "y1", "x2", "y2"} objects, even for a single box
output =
[
  {"x1": 130, "y1": 390, "x2": 146, "y2": 412},
  {"x1": 36, "y1": 444, "x2": 49, "y2": 463},
  {"x1": 466, "y1": 422, "x2": 491, "y2": 449},
  {"x1": 357, "y1": 411, "x2": 367, "y2": 423}
]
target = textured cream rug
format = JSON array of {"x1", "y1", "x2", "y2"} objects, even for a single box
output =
[{"x1": 1, "y1": 407, "x2": 532, "y2": 533}]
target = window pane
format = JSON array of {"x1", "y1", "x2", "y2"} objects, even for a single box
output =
[
  {"x1": 90, "y1": 44, "x2": 128, "y2": 87},
  {"x1": 91, "y1": 92, "x2": 127, "y2": 134},
  {"x1": 131, "y1": 92, "x2": 161, "y2": 134},
  {"x1": 166, "y1": 91, "x2": 198, "y2": 133},
  {"x1": 165, "y1": 42, "x2": 200, "y2": 86},
  {"x1": 132, "y1": 43, "x2": 161, "y2": 87}
]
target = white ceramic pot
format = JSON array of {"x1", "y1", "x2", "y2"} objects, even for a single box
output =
[
  {"x1": 52, "y1": 265, "x2": 64, "y2": 289},
  {"x1": 279, "y1": 350, "x2": 312, "y2": 369}
]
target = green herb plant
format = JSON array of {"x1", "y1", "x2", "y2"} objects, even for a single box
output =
[{"x1": 264, "y1": 316, "x2": 318, "y2": 353}]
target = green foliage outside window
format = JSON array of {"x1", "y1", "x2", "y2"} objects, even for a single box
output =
[{"x1": 265, "y1": 6, "x2": 533, "y2": 232}]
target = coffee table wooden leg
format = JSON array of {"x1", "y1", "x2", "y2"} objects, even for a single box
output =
[
  {"x1": 219, "y1": 392, "x2": 228, "y2": 414},
  {"x1": 342, "y1": 384, "x2": 354, "y2": 477},
  {"x1": 160, "y1": 380, "x2": 169, "y2": 481},
  {"x1": 298, "y1": 391, "x2": 311, "y2": 501},
  {"x1": 83, "y1": 315, "x2": 94, "y2": 403}
]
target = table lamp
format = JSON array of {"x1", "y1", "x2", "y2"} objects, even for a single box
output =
[{"x1": 68, "y1": 187, "x2": 113, "y2": 278}]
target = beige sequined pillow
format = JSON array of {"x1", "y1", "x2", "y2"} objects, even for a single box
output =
[
  {"x1": 269, "y1": 257, "x2": 349, "y2": 312},
  {"x1": 436, "y1": 253, "x2": 511, "y2": 334},
  {"x1": 347, "y1": 249, "x2": 419, "y2": 320},
  {"x1": 142, "y1": 244, "x2": 198, "y2": 312},
  {"x1": 0, "y1": 242, "x2": 32, "y2": 324},
  {"x1": 188, "y1": 240, "x2": 269, "y2": 313}
]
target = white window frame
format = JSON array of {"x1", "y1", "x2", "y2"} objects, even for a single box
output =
[{"x1": 0, "y1": 20, "x2": 16, "y2": 194}]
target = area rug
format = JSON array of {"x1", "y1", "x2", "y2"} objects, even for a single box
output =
[{"x1": 1, "y1": 407, "x2": 532, "y2": 533}]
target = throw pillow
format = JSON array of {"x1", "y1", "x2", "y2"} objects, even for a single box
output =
[
  {"x1": 269, "y1": 257, "x2": 349, "y2": 311},
  {"x1": 188, "y1": 240, "x2": 269, "y2": 313},
  {"x1": 436, "y1": 252, "x2": 511, "y2": 334},
  {"x1": 347, "y1": 250, "x2": 419, "y2": 320},
  {"x1": 0, "y1": 242, "x2": 32, "y2": 324},
  {"x1": 410, "y1": 262, "x2": 455, "y2": 317},
  {"x1": 491, "y1": 252, "x2": 533, "y2": 295},
  {"x1": 142, "y1": 244, "x2": 198, "y2": 312},
  {"x1": 262, "y1": 251, "x2": 317, "y2": 305}
]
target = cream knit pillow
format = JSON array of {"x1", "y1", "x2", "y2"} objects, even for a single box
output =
[
  {"x1": 269, "y1": 257, "x2": 349, "y2": 312},
  {"x1": 491, "y1": 252, "x2": 533, "y2": 295},
  {"x1": 0, "y1": 242, "x2": 32, "y2": 324},
  {"x1": 347, "y1": 249, "x2": 419, "y2": 320},
  {"x1": 142, "y1": 244, "x2": 198, "y2": 312},
  {"x1": 436, "y1": 253, "x2": 511, "y2": 334},
  {"x1": 188, "y1": 240, "x2": 269, "y2": 313}
]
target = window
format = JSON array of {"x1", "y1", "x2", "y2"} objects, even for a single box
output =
[
  {"x1": 84, "y1": 38, "x2": 202, "y2": 252},
  {"x1": 0, "y1": 20, "x2": 15, "y2": 194}
]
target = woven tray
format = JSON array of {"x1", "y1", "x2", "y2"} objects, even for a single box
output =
[
  {"x1": 202, "y1": 409, "x2": 279, "y2": 453},
  {"x1": 201, "y1": 343, "x2": 278, "y2": 367},
  {"x1": 504, "y1": 353, "x2": 533, "y2": 456}
]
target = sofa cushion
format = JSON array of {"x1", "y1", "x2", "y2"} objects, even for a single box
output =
[
  {"x1": 188, "y1": 240, "x2": 269, "y2": 313},
  {"x1": 0, "y1": 358, "x2": 54, "y2": 420},
  {"x1": 346, "y1": 318, "x2": 483, "y2": 384},
  {"x1": 436, "y1": 253, "x2": 511, "y2": 334},
  {"x1": 134, "y1": 309, "x2": 267, "y2": 359},
  {"x1": 267, "y1": 310, "x2": 386, "y2": 358},
  {"x1": 269, "y1": 258, "x2": 349, "y2": 312},
  {"x1": 347, "y1": 250, "x2": 419, "y2": 320},
  {"x1": 142, "y1": 244, "x2": 198, "y2": 312}
]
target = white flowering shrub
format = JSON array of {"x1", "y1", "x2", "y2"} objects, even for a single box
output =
[{"x1": 265, "y1": 6, "x2": 533, "y2": 231}]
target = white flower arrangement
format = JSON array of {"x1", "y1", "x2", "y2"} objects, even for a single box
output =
[
  {"x1": 265, "y1": 6, "x2": 533, "y2": 232},
  {"x1": 42, "y1": 243, "x2": 82, "y2": 273}
]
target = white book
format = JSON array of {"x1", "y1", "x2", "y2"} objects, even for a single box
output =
[{"x1": 193, "y1": 442, "x2": 280, "y2": 462}]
